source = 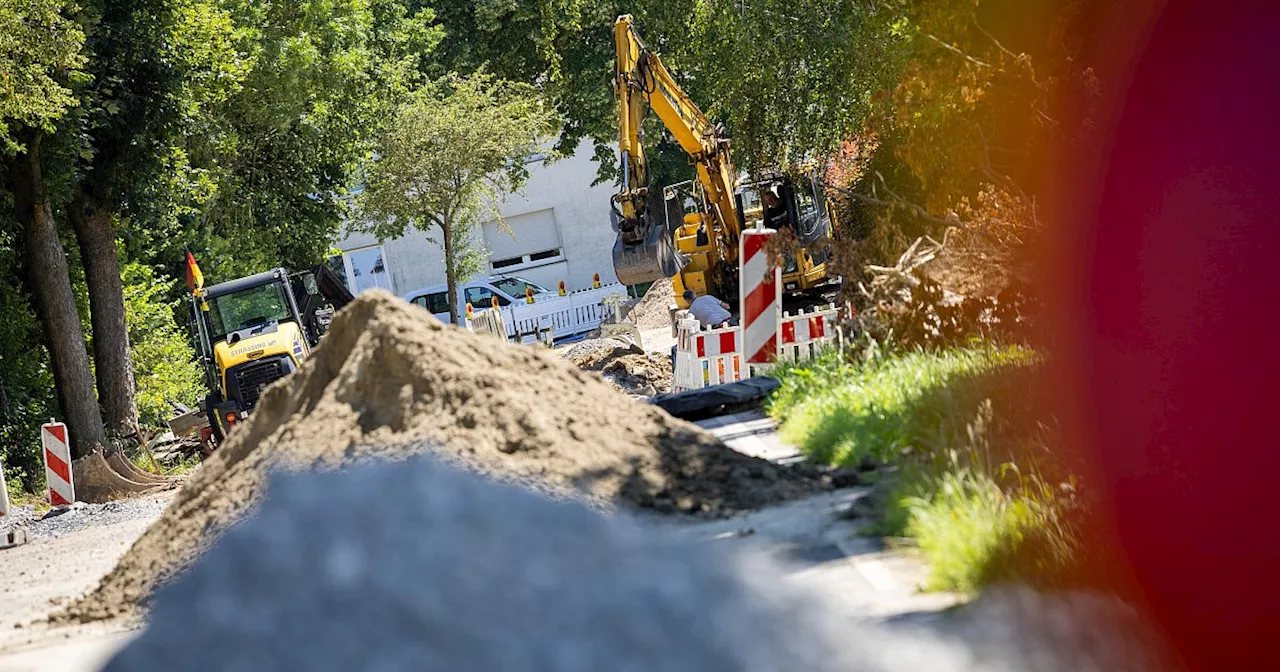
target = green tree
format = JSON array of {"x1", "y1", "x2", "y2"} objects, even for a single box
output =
[
  {"x1": 681, "y1": 0, "x2": 904, "y2": 174},
  {"x1": 120, "y1": 261, "x2": 204, "y2": 429},
  {"x1": 359, "y1": 73, "x2": 560, "y2": 325},
  {"x1": 53, "y1": 0, "x2": 440, "y2": 445},
  {"x1": 183, "y1": 0, "x2": 443, "y2": 281},
  {"x1": 834, "y1": 0, "x2": 1103, "y2": 262},
  {"x1": 0, "y1": 0, "x2": 106, "y2": 457}
]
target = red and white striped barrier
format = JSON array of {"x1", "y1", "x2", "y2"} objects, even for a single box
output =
[
  {"x1": 41, "y1": 421, "x2": 75, "y2": 507},
  {"x1": 0, "y1": 457, "x2": 9, "y2": 519},
  {"x1": 779, "y1": 305, "x2": 841, "y2": 361},
  {"x1": 673, "y1": 318, "x2": 747, "y2": 392},
  {"x1": 740, "y1": 229, "x2": 780, "y2": 369}
]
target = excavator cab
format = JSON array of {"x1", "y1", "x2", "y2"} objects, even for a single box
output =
[{"x1": 735, "y1": 174, "x2": 835, "y2": 291}]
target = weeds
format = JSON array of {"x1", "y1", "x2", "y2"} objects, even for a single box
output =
[
  {"x1": 5, "y1": 471, "x2": 50, "y2": 513},
  {"x1": 129, "y1": 448, "x2": 201, "y2": 477},
  {"x1": 768, "y1": 344, "x2": 1079, "y2": 593},
  {"x1": 770, "y1": 343, "x2": 1038, "y2": 466}
]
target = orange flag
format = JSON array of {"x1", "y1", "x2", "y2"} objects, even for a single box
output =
[{"x1": 185, "y1": 250, "x2": 204, "y2": 292}]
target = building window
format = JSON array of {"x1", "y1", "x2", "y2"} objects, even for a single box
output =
[
  {"x1": 529, "y1": 248, "x2": 561, "y2": 262},
  {"x1": 342, "y1": 245, "x2": 393, "y2": 294},
  {"x1": 490, "y1": 248, "x2": 563, "y2": 272}
]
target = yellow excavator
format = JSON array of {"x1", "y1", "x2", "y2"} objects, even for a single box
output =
[{"x1": 611, "y1": 14, "x2": 840, "y2": 307}]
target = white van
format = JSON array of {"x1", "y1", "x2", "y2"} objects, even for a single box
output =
[{"x1": 403, "y1": 275, "x2": 554, "y2": 324}]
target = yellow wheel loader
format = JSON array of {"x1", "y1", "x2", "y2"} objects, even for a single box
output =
[{"x1": 185, "y1": 264, "x2": 352, "y2": 446}]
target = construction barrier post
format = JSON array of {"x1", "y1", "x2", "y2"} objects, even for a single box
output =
[
  {"x1": 41, "y1": 420, "x2": 75, "y2": 507},
  {"x1": 740, "y1": 229, "x2": 780, "y2": 368},
  {"x1": 0, "y1": 456, "x2": 9, "y2": 520}
]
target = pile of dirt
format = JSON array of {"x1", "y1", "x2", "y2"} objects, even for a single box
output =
[
  {"x1": 63, "y1": 291, "x2": 823, "y2": 622},
  {"x1": 563, "y1": 339, "x2": 673, "y2": 396},
  {"x1": 629, "y1": 280, "x2": 676, "y2": 331}
]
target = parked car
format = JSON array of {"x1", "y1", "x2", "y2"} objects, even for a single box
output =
[{"x1": 403, "y1": 275, "x2": 555, "y2": 324}]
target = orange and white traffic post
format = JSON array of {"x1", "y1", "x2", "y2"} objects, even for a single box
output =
[{"x1": 41, "y1": 420, "x2": 75, "y2": 507}]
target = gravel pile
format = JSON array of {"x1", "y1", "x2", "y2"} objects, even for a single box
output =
[
  {"x1": 1, "y1": 493, "x2": 175, "y2": 542},
  {"x1": 104, "y1": 458, "x2": 1171, "y2": 672},
  {"x1": 104, "y1": 458, "x2": 864, "y2": 672}
]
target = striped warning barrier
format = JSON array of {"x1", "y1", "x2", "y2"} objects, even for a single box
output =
[
  {"x1": 740, "y1": 229, "x2": 780, "y2": 369},
  {"x1": 673, "y1": 318, "x2": 746, "y2": 392},
  {"x1": 779, "y1": 305, "x2": 841, "y2": 361},
  {"x1": 41, "y1": 421, "x2": 75, "y2": 507},
  {"x1": 0, "y1": 456, "x2": 9, "y2": 519}
]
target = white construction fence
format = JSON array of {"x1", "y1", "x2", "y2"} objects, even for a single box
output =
[
  {"x1": 672, "y1": 227, "x2": 846, "y2": 392},
  {"x1": 465, "y1": 283, "x2": 628, "y2": 344},
  {"x1": 672, "y1": 304, "x2": 844, "y2": 393}
]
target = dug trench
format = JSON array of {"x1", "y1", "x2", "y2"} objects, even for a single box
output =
[{"x1": 58, "y1": 290, "x2": 827, "y2": 623}]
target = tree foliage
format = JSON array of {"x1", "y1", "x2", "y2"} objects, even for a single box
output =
[
  {"x1": 0, "y1": 0, "x2": 86, "y2": 152},
  {"x1": 121, "y1": 261, "x2": 205, "y2": 429},
  {"x1": 681, "y1": 0, "x2": 905, "y2": 173},
  {"x1": 844, "y1": 0, "x2": 1102, "y2": 261},
  {"x1": 359, "y1": 72, "x2": 560, "y2": 324}
]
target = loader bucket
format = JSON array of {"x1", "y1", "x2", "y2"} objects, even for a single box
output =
[{"x1": 613, "y1": 220, "x2": 687, "y2": 286}]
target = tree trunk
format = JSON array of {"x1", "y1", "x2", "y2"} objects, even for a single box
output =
[
  {"x1": 442, "y1": 216, "x2": 460, "y2": 325},
  {"x1": 4, "y1": 132, "x2": 105, "y2": 458},
  {"x1": 70, "y1": 185, "x2": 138, "y2": 439}
]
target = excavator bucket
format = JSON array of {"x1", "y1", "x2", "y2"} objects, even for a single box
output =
[{"x1": 613, "y1": 221, "x2": 686, "y2": 286}]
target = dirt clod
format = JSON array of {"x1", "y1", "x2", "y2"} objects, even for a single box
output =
[
  {"x1": 62, "y1": 291, "x2": 822, "y2": 623},
  {"x1": 563, "y1": 338, "x2": 673, "y2": 396}
]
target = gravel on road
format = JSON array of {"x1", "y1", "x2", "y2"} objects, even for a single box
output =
[{"x1": 2, "y1": 492, "x2": 176, "y2": 542}]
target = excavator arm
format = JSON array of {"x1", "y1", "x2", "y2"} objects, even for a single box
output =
[{"x1": 611, "y1": 14, "x2": 743, "y2": 286}]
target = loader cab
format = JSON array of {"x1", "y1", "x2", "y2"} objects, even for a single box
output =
[{"x1": 191, "y1": 268, "x2": 311, "y2": 442}]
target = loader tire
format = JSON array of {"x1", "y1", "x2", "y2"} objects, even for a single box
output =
[{"x1": 205, "y1": 392, "x2": 225, "y2": 446}]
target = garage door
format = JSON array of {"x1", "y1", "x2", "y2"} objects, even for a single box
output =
[{"x1": 483, "y1": 209, "x2": 562, "y2": 270}]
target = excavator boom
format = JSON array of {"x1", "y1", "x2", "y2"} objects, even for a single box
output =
[{"x1": 611, "y1": 14, "x2": 742, "y2": 286}]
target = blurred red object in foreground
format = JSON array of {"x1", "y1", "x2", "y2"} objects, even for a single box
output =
[{"x1": 1055, "y1": 0, "x2": 1280, "y2": 669}]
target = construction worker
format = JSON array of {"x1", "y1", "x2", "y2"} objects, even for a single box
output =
[
  {"x1": 760, "y1": 187, "x2": 791, "y2": 232},
  {"x1": 682, "y1": 289, "x2": 735, "y2": 328}
]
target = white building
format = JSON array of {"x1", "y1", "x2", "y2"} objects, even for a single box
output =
[{"x1": 334, "y1": 140, "x2": 625, "y2": 298}]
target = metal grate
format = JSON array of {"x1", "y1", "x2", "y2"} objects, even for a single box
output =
[{"x1": 234, "y1": 359, "x2": 285, "y2": 411}]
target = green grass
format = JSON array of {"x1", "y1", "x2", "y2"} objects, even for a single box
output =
[
  {"x1": 769, "y1": 343, "x2": 1039, "y2": 466},
  {"x1": 767, "y1": 343, "x2": 1079, "y2": 593},
  {"x1": 4, "y1": 471, "x2": 50, "y2": 512}
]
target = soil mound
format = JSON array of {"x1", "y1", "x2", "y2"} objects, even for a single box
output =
[
  {"x1": 63, "y1": 291, "x2": 822, "y2": 622},
  {"x1": 630, "y1": 280, "x2": 676, "y2": 331},
  {"x1": 563, "y1": 339, "x2": 673, "y2": 396}
]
